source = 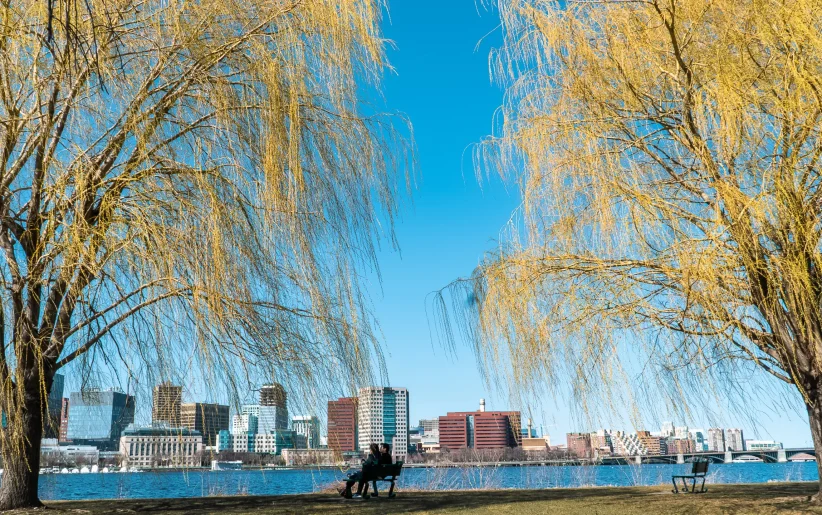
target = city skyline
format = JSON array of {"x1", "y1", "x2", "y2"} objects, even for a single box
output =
[{"x1": 56, "y1": 379, "x2": 803, "y2": 451}]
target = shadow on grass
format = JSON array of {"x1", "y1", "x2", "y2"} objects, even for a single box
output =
[{"x1": 31, "y1": 482, "x2": 821, "y2": 514}]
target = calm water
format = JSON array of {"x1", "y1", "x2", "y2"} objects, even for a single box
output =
[{"x1": 33, "y1": 462, "x2": 818, "y2": 501}]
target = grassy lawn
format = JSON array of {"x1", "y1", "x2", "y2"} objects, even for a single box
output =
[{"x1": 8, "y1": 482, "x2": 822, "y2": 514}]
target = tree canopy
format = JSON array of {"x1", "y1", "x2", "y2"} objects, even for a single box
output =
[
  {"x1": 439, "y1": 0, "x2": 822, "y2": 440},
  {"x1": 0, "y1": 0, "x2": 405, "y2": 507}
]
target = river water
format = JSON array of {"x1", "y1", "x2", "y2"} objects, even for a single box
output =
[{"x1": 34, "y1": 462, "x2": 818, "y2": 501}]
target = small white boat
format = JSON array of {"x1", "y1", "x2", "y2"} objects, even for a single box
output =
[
  {"x1": 80, "y1": 466, "x2": 90, "y2": 473},
  {"x1": 211, "y1": 460, "x2": 243, "y2": 471},
  {"x1": 128, "y1": 467, "x2": 140, "y2": 472},
  {"x1": 91, "y1": 465, "x2": 99, "y2": 473},
  {"x1": 70, "y1": 468, "x2": 79, "y2": 473},
  {"x1": 101, "y1": 467, "x2": 110, "y2": 473},
  {"x1": 60, "y1": 468, "x2": 69, "y2": 474},
  {"x1": 120, "y1": 466, "x2": 128, "y2": 473},
  {"x1": 732, "y1": 455, "x2": 764, "y2": 463}
]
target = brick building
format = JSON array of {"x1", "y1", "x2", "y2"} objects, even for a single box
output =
[
  {"x1": 567, "y1": 433, "x2": 592, "y2": 458},
  {"x1": 438, "y1": 400, "x2": 521, "y2": 451},
  {"x1": 327, "y1": 397, "x2": 357, "y2": 453}
]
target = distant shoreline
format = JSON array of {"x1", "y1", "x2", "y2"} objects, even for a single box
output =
[{"x1": 38, "y1": 459, "x2": 814, "y2": 474}]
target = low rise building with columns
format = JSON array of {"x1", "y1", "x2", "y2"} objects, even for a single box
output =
[{"x1": 119, "y1": 424, "x2": 203, "y2": 468}]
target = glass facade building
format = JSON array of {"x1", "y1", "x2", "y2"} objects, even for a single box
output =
[
  {"x1": 66, "y1": 389, "x2": 136, "y2": 450},
  {"x1": 45, "y1": 373, "x2": 65, "y2": 438}
]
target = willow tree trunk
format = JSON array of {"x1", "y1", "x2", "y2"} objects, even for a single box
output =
[
  {"x1": 0, "y1": 377, "x2": 46, "y2": 510},
  {"x1": 806, "y1": 386, "x2": 822, "y2": 504}
]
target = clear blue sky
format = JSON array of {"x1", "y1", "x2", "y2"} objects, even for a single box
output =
[{"x1": 370, "y1": 0, "x2": 813, "y2": 448}]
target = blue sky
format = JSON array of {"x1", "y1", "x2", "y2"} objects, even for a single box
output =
[{"x1": 370, "y1": 0, "x2": 813, "y2": 448}]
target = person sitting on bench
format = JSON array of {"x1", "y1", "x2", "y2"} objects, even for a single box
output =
[
  {"x1": 366, "y1": 443, "x2": 392, "y2": 497},
  {"x1": 342, "y1": 443, "x2": 380, "y2": 499}
]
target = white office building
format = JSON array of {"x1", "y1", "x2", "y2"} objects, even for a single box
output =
[
  {"x1": 357, "y1": 387, "x2": 409, "y2": 460},
  {"x1": 41, "y1": 438, "x2": 99, "y2": 466},
  {"x1": 232, "y1": 413, "x2": 258, "y2": 434},
  {"x1": 745, "y1": 440, "x2": 782, "y2": 451},
  {"x1": 292, "y1": 416, "x2": 320, "y2": 449}
]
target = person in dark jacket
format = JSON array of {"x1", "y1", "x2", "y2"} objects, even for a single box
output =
[
  {"x1": 366, "y1": 443, "x2": 393, "y2": 497},
  {"x1": 378, "y1": 443, "x2": 392, "y2": 464},
  {"x1": 342, "y1": 443, "x2": 379, "y2": 499}
]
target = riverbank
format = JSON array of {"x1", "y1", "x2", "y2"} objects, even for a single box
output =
[{"x1": 11, "y1": 482, "x2": 822, "y2": 514}]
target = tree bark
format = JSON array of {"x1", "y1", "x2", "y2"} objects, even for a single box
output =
[
  {"x1": 806, "y1": 393, "x2": 822, "y2": 505},
  {"x1": 0, "y1": 380, "x2": 45, "y2": 510}
]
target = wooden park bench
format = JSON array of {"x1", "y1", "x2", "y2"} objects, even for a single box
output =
[
  {"x1": 360, "y1": 461, "x2": 404, "y2": 499},
  {"x1": 671, "y1": 459, "x2": 709, "y2": 494}
]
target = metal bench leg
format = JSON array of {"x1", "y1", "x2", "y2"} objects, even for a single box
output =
[
  {"x1": 672, "y1": 477, "x2": 679, "y2": 493},
  {"x1": 388, "y1": 480, "x2": 396, "y2": 498}
]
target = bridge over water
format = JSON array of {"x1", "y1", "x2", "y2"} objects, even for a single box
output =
[{"x1": 599, "y1": 448, "x2": 816, "y2": 465}]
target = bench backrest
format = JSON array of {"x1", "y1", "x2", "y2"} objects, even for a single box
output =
[
  {"x1": 363, "y1": 460, "x2": 403, "y2": 480},
  {"x1": 691, "y1": 460, "x2": 709, "y2": 475}
]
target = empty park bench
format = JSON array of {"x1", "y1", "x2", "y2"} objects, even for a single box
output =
[
  {"x1": 360, "y1": 461, "x2": 404, "y2": 499},
  {"x1": 672, "y1": 459, "x2": 709, "y2": 494}
]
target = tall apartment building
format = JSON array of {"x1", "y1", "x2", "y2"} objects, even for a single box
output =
[
  {"x1": 66, "y1": 389, "x2": 135, "y2": 450},
  {"x1": 660, "y1": 421, "x2": 674, "y2": 437},
  {"x1": 44, "y1": 374, "x2": 65, "y2": 438},
  {"x1": 725, "y1": 428, "x2": 745, "y2": 451},
  {"x1": 328, "y1": 397, "x2": 357, "y2": 453},
  {"x1": 707, "y1": 428, "x2": 725, "y2": 451},
  {"x1": 357, "y1": 387, "x2": 409, "y2": 460},
  {"x1": 674, "y1": 426, "x2": 689, "y2": 439},
  {"x1": 242, "y1": 382, "x2": 290, "y2": 434},
  {"x1": 180, "y1": 403, "x2": 229, "y2": 446},
  {"x1": 152, "y1": 382, "x2": 182, "y2": 426},
  {"x1": 667, "y1": 438, "x2": 695, "y2": 454},
  {"x1": 567, "y1": 433, "x2": 592, "y2": 458},
  {"x1": 59, "y1": 398, "x2": 70, "y2": 442},
  {"x1": 292, "y1": 416, "x2": 320, "y2": 449},
  {"x1": 260, "y1": 383, "x2": 287, "y2": 408},
  {"x1": 438, "y1": 401, "x2": 521, "y2": 451}
]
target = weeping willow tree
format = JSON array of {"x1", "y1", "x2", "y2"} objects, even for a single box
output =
[
  {"x1": 0, "y1": 0, "x2": 404, "y2": 508},
  {"x1": 437, "y1": 0, "x2": 822, "y2": 497}
]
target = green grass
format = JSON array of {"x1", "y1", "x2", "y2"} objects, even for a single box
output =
[{"x1": 12, "y1": 482, "x2": 822, "y2": 514}]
